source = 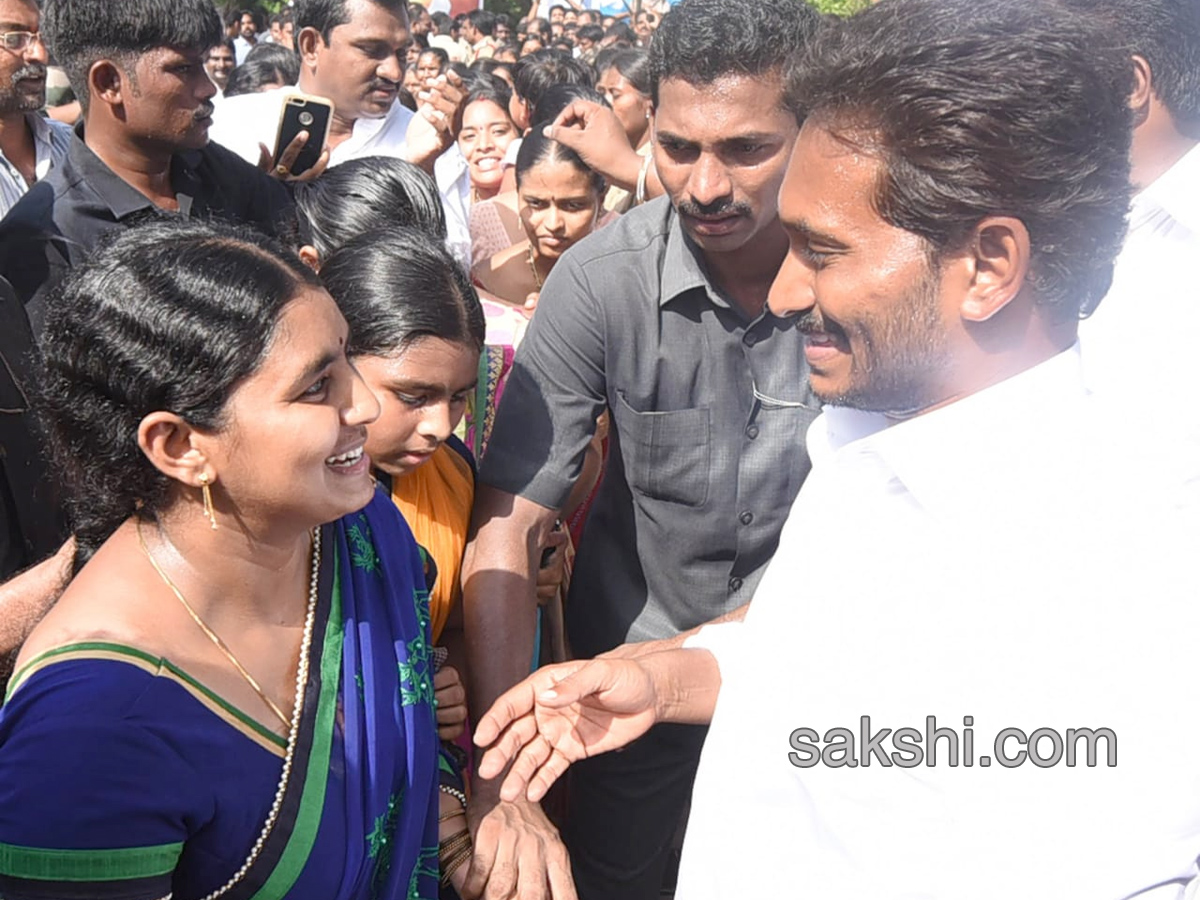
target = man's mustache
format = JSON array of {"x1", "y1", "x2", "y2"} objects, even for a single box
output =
[
  {"x1": 11, "y1": 63, "x2": 46, "y2": 86},
  {"x1": 676, "y1": 198, "x2": 752, "y2": 219}
]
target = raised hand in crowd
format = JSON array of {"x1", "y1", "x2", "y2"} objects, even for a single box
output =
[
  {"x1": 407, "y1": 69, "x2": 467, "y2": 170},
  {"x1": 544, "y1": 99, "x2": 662, "y2": 198},
  {"x1": 255, "y1": 128, "x2": 331, "y2": 182}
]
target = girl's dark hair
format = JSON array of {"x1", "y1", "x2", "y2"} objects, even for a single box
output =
[
  {"x1": 419, "y1": 46, "x2": 450, "y2": 71},
  {"x1": 39, "y1": 218, "x2": 322, "y2": 568},
  {"x1": 515, "y1": 130, "x2": 606, "y2": 195},
  {"x1": 223, "y1": 51, "x2": 297, "y2": 98},
  {"x1": 291, "y1": 157, "x2": 447, "y2": 259},
  {"x1": 320, "y1": 229, "x2": 485, "y2": 359},
  {"x1": 531, "y1": 82, "x2": 606, "y2": 129},
  {"x1": 463, "y1": 74, "x2": 514, "y2": 119},
  {"x1": 602, "y1": 48, "x2": 651, "y2": 96}
]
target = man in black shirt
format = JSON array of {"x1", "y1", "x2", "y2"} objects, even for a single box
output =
[{"x1": 0, "y1": 0, "x2": 294, "y2": 331}]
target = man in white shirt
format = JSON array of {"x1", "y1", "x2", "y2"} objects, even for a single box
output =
[
  {"x1": 1072, "y1": 0, "x2": 1199, "y2": 406},
  {"x1": 472, "y1": 1, "x2": 1200, "y2": 897},
  {"x1": 208, "y1": 0, "x2": 469, "y2": 264},
  {"x1": 0, "y1": 0, "x2": 71, "y2": 219},
  {"x1": 232, "y1": 9, "x2": 259, "y2": 64}
]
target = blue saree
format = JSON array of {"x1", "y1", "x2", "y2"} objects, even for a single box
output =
[{"x1": 0, "y1": 490, "x2": 440, "y2": 900}]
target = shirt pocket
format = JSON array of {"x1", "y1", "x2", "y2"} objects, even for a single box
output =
[{"x1": 612, "y1": 391, "x2": 711, "y2": 508}]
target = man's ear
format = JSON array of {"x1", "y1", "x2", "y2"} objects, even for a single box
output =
[
  {"x1": 958, "y1": 216, "x2": 1030, "y2": 323},
  {"x1": 297, "y1": 25, "x2": 325, "y2": 69},
  {"x1": 137, "y1": 411, "x2": 215, "y2": 489},
  {"x1": 88, "y1": 59, "x2": 127, "y2": 111},
  {"x1": 1129, "y1": 54, "x2": 1153, "y2": 126},
  {"x1": 298, "y1": 244, "x2": 321, "y2": 273}
]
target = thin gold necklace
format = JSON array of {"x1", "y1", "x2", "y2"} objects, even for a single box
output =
[
  {"x1": 526, "y1": 243, "x2": 543, "y2": 289},
  {"x1": 137, "y1": 518, "x2": 304, "y2": 731}
]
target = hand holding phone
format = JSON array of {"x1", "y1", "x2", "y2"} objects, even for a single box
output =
[{"x1": 272, "y1": 93, "x2": 333, "y2": 178}]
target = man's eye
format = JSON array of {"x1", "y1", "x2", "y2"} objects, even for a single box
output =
[{"x1": 398, "y1": 392, "x2": 426, "y2": 407}]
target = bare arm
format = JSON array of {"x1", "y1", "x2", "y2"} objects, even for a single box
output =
[
  {"x1": 600, "y1": 602, "x2": 749, "y2": 659},
  {"x1": 0, "y1": 538, "x2": 73, "y2": 657}
]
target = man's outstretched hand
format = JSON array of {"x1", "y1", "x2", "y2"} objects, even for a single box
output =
[{"x1": 473, "y1": 659, "x2": 660, "y2": 804}]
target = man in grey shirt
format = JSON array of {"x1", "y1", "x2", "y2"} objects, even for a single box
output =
[{"x1": 460, "y1": 1, "x2": 820, "y2": 898}]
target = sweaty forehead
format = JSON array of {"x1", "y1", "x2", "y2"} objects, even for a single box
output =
[{"x1": 654, "y1": 74, "x2": 791, "y2": 140}]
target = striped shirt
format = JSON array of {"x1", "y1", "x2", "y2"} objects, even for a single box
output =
[{"x1": 0, "y1": 113, "x2": 72, "y2": 220}]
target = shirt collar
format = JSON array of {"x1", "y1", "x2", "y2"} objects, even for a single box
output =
[
  {"x1": 1133, "y1": 141, "x2": 1200, "y2": 237},
  {"x1": 66, "y1": 123, "x2": 201, "y2": 219},
  {"x1": 659, "y1": 203, "x2": 730, "y2": 309},
  {"x1": 810, "y1": 343, "x2": 1089, "y2": 517}
]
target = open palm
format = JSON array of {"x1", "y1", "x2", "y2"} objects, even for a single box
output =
[{"x1": 475, "y1": 659, "x2": 660, "y2": 803}]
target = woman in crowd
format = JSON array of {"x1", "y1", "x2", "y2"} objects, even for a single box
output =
[
  {"x1": 596, "y1": 48, "x2": 653, "y2": 213},
  {"x1": 417, "y1": 46, "x2": 450, "y2": 81},
  {"x1": 459, "y1": 80, "x2": 520, "y2": 208},
  {"x1": 472, "y1": 130, "x2": 605, "y2": 308},
  {"x1": 0, "y1": 220, "x2": 471, "y2": 897}
]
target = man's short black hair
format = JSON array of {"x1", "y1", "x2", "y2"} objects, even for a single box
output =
[
  {"x1": 647, "y1": 0, "x2": 819, "y2": 105},
  {"x1": 577, "y1": 24, "x2": 603, "y2": 43},
  {"x1": 512, "y1": 47, "x2": 593, "y2": 108},
  {"x1": 1057, "y1": 0, "x2": 1200, "y2": 132},
  {"x1": 44, "y1": 0, "x2": 223, "y2": 108},
  {"x1": 466, "y1": 10, "x2": 496, "y2": 37},
  {"x1": 295, "y1": 0, "x2": 408, "y2": 46},
  {"x1": 431, "y1": 11, "x2": 452, "y2": 34},
  {"x1": 550, "y1": 4, "x2": 567, "y2": 13},
  {"x1": 791, "y1": 0, "x2": 1133, "y2": 320}
]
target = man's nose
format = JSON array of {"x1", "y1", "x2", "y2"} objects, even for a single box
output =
[
  {"x1": 685, "y1": 153, "x2": 732, "y2": 208},
  {"x1": 766, "y1": 242, "x2": 816, "y2": 319}
]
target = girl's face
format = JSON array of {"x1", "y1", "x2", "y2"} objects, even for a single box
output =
[
  {"x1": 519, "y1": 158, "x2": 602, "y2": 262},
  {"x1": 457, "y1": 99, "x2": 518, "y2": 194},
  {"x1": 598, "y1": 66, "x2": 651, "y2": 146},
  {"x1": 354, "y1": 338, "x2": 479, "y2": 478},
  {"x1": 201, "y1": 288, "x2": 380, "y2": 531}
]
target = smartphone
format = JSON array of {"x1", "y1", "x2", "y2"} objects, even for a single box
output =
[{"x1": 272, "y1": 93, "x2": 333, "y2": 177}]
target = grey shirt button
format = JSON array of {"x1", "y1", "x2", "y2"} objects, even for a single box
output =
[
  {"x1": 739, "y1": 511, "x2": 754, "y2": 526},
  {"x1": 745, "y1": 424, "x2": 759, "y2": 440},
  {"x1": 728, "y1": 576, "x2": 744, "y2": 592},
  {"x1": 743, "y1": 332, "x2": 758, "y2": 347}
]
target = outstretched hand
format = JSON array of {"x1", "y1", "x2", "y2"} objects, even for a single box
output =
[
  {"x1": 544, "y1": 100, "x2": 641, "y2": 190},
  {"x1": 473, "y1": 659, "x2": 659, "y2": 803}
]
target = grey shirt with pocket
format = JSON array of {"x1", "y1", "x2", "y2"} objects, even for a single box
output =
[{"x1": 479, "y1": 196, "x2": 819, "y2": 658}]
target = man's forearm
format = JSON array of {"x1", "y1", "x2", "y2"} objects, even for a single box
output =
[
  {"x1": 602, "y1": 602, "x2": 749, "y2": 660},
  {"x1": 462, "y1": 490, "x2": 557, "y2": 728},
  {"x1": 0, "y1": 539, "x2": 73, "y2": 656},
  {"x1": 644, "y1": 648, "x2": 723, "y2": 726}
]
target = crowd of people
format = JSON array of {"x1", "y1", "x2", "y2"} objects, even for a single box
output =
[{"x1": 0, "y1": 0, "x2": 1196, "y2": 897}]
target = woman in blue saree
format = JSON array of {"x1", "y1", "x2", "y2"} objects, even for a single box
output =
[{"x1": 0, "y1": 221, "x2": 463, "y2": 899}]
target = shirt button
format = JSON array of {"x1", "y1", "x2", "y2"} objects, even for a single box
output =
[
  {"x1": 728, "y1": 576, "x2": 744, "y2": 593},
  {"x1": 743, "y1": 332, "x2": 758, "y2": 347},
  {"x1": 739, "y1": 511, "x2": 754, "y2": 526},
  {"x1": 745, "y1": 425, "x2": 759, "y2": 440}
]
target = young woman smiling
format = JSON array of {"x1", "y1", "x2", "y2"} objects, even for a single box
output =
[{"x1": 0, "y1": 220, "x2": 467, "y2": 897}]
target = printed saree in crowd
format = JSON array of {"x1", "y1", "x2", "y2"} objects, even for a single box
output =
[{"x1": 0, "y1": 492, "x2": 442, "y2": 900}]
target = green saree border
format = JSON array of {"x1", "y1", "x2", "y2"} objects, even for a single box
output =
[
  {"x1": 0, "y1": 840, "x2": 183, "y2": 881},
  {"x1": 246, "y1": 548, "x2": 345, "y2": 900},
  {"x1": 5, "y1": 641, "x2": 287, "y2": 753}
]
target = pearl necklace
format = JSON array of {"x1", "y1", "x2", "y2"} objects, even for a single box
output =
[{"x1": 138, "y1": 521, "x2": 321, "y2": 900}]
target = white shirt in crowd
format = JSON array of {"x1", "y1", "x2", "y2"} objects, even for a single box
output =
[
  {"x1": 680, "y1": 345, "x2": 1200, "y2": 899},
  {"x1": 0, "y1": 113, "x2": 72, "y2": 220},
  {"x1": 233, "y1": 35, "x2": 256, "y2": 65},
  {"x1": 208, "y1": 86, "x2": 471, "y2": 269},
  {"x1": 1080, "y1": 141, "x2": 1199, "y2": 417}
]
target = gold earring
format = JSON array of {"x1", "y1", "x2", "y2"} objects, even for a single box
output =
[{"x1": 199, "y1": 473, "x2": 218, "y2": 531}]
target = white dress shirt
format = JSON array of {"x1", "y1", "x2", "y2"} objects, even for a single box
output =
[
  {"x1": 1080, "y1": 142, "x2": 1200, "y2": 417},
  {"x1": 0, "y1": 113, "x2": 72, "y2": 220},
  {"x1": 208, "y1": 86, "x2": 472, "y2": 269},
  {"x1": 679, "y1": 345, "x2": 1200, "y2": 899}
]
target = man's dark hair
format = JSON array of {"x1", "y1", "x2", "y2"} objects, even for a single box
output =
[
  {"x1": 43, "y1": 0, "x2": 223, "y2": 108},
  {"x1": 512, "y1": 48, "x2": 593, "y2": 108},
  {"x1": 1057, "y1": 0, "x2": 1200, "y2": 131},
  {"x1": 238, "y1": 8, "x2": 262, "y2": 29},
  {"x1": 577, "y1": 24, "x2": 603, "y2": 44},
  {"x1": 550, "y1": 4, "x2": 567, "y2": 14},
  {"x1": 647, "y1": 0, "x2": 818, "y2": 105},
  {"x1": 208, "y1": 36, "x2": 237, "y2": 57},
  {"x1": 526, "y1": 17, "x2": 551, "y2": 37},
  {"x1": 605, "y1": 23, "x2": 635, "y2": 45},
  {"x1": 791, "y1": 0, "x2": 1133, "y2": 320},
  {"x1": 295, "y1": 0, "x2": 407, "y2": 46},
  {"x1": 431, "y1": 11, "x2": 453, "y2": 34},
  {"x1": 467, "y1": 10, "x2": 496, "y2": 37},
  {"x1": 551, "y1": 38, "x2": 573, "y2": 53},
  {"x1": 495, "y1": 13, "x2": 511, "y2": 27}
]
